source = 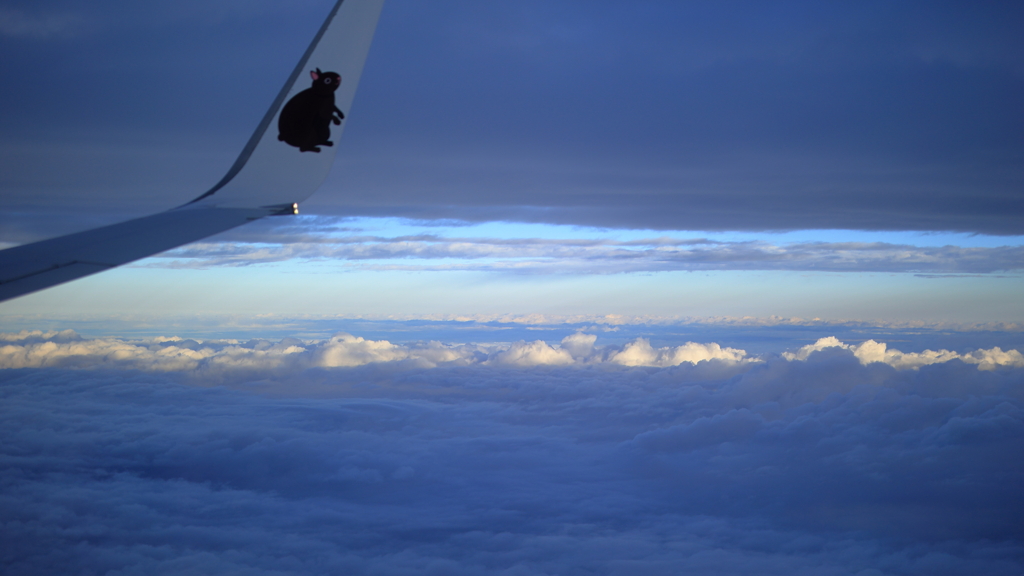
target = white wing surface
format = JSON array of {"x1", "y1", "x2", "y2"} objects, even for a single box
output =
[{"x1": 0, "y1": 0, "x2": 385, "y2": 304}]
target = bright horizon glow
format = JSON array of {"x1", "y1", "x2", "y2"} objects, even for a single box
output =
[{"x1": 269, "y1": 216, "x2": 1024, "y2": 247}]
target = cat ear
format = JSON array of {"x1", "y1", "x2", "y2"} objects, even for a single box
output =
[{"x1": 310, "y1": 70, "x2": 319, "y2": 80}]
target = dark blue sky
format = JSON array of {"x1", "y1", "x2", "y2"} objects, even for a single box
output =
[{"x1": 1, "y1": 0, "x2": 1023, "y2": 240}]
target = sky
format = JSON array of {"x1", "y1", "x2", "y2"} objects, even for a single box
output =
[{"x1": 1, "y1": 1, "x2": 1023, "y2": 574}]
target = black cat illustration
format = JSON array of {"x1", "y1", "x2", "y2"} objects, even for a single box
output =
[{"x1": 277, "y1": 68, "x2": 344, "y2": 153}]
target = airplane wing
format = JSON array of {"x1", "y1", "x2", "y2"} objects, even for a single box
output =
[{"x1": 0, "y1": 0, "x2": 385, "y2": 304}]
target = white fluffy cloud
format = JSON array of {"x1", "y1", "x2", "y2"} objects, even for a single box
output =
[
  {"x1": 2, "y1": 331, "x2": 1021, "y2": 375},
  {"x1": 560, "y1": 331, "x2": 597, "y2": 358},
  {"x1": 0, "y1": 329, "x2": 755, "y2": 372},
  {"x1": 488, "y1": 339, "x2": 574, "y2": 367},
  {"x1": 608, "y1": 338, "x2": 749, "y2": 367},
  {"x1": 784, "y1": 336, "x2": 1024, "y2": 370}
]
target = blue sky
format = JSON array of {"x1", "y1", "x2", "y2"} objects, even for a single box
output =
[{"x1": 2, "y1": 1, "x2": 1024, "y2": 574}]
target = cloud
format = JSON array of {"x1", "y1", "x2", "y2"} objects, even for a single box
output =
[
  {"x1": 488, "y1": 339, "x2": 574, "y2": 367},
  {"x1": 560, "y1": 331, "x2": 597, "y2": 359},
  {"x1": 1, "y1": 328, "x2": 1023, "y2": 574},
  {"x1": 145, "y1": 224, "x2": 1024, "y2": 275},
  {"x1": 2, "y1": 331, "x2": 1022, "y2": 377},
  {"x1": 0, "y1": 330, "x2": 749, "y2": 372},
  {"x1": 314, "y1": 333, "x2": 414, "y2": 367},
  {"x1": 0, "y1": 328, "x2": 80, "y2": 343},
  {"x1": 785, "y1": 336, "x2": 1024, "y2": 370},
  {"x1": 608, "y1": 338, "x2": 748, "y2": 367}
]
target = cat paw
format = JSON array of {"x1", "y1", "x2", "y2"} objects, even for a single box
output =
[{"x1": 322, "y1": 141, "x2": 334, "y2": 147}]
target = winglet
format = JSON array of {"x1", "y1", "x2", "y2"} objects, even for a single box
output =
[
  {"x1": 0, "y1": 0, "x2": 384, "y2": 304},
  {"x1": 189, "y1": 0, "x2": 385, "y2": 209}
]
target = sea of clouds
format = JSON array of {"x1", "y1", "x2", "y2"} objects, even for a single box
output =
[
  {"x1": 3, "y1": 329, "x2": 1023, "y2": 372},
  {"x1": 2, "y1": 329, "x2": 1023, "y2": 574}
]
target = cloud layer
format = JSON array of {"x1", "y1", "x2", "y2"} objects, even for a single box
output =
[
  {"x1": 146, "y1": 219, "x2": 1024, "y2": 274},
  {"x1": 2, "y1": 328, "x2": 1023, "y2": 574},
  {"x1": 785, "y1": 336, "x2": 1024, "y2": 371},
  {"x1": 3, "y1": 330, "x2": 1022, "y2": 374},
  {"x1": 0, "y1": 330, "x2": 751, "y2": 372}
]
